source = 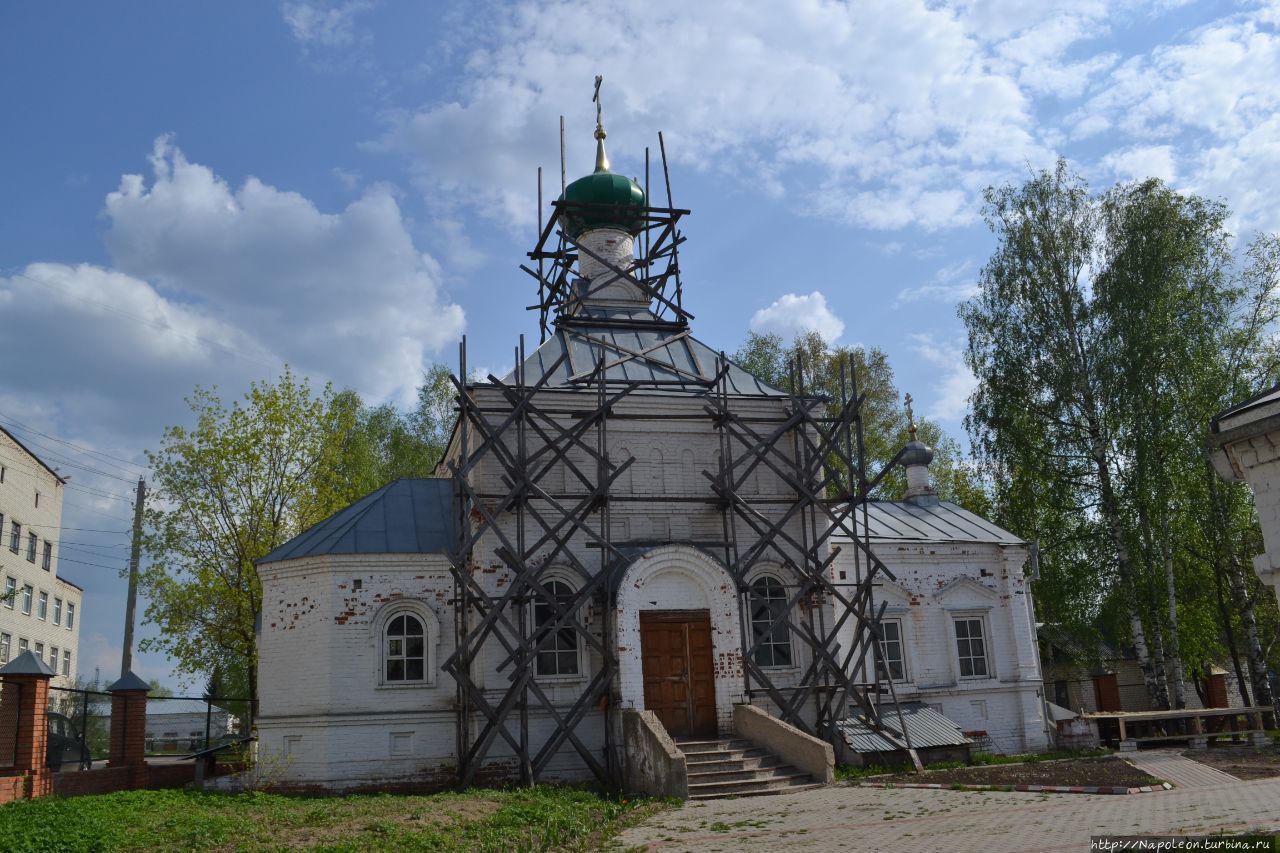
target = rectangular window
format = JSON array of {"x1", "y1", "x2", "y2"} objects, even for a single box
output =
[
  {"x1": 9, "y1": 521, "x2": 20, "y2": 553},
  {"x1": 0, "y1": 466, "x2": 5, "y2": 482},
  {"x1": 37, "y1": 591, "x2": 48, "y2": 620},
  {"x1": 954, "y1": 617, "x2": 990, "y2": 679},
  {"x1": 3, "y1": 577, "x2": 14, "y2": 609},
  {"x1": 21, "y1": 585, "x2": 32, "y2": 615},
  {"x1": 49, "y1": 645, "x2": 58, "y2": 669},
  {"x1": 0, "y1": 514, "x2": 4, "y2": 539},
  {"x1": 878, "y1": 619, "x2": 907, "y2": 682},
  {"x1": 66, "y1": 602, "x2": 75, "y2": 629},
  {"x1": 53, "y1": 597, "x2": 62, "y2": 625},
  {"x1": 18, "y1": 638, "x2": 27, "y2": 653},
  {"x1": 0, "y1": 633, "x2": 9, "y2": 663},
  {"x1": 26, "y1": 531, "x2": 36, "y2": 562},
  {"x1": 42, "y1": 541, "x2": 51, "y2": 571},
  {"x1": 34, "y1": 642, "x2": 43, "y2": 658},
  {"x1": 34, "y1": 491, "x2": 39, "y2": 509},
  {"x1": 63, "y1": 650, "x2": 71, "y2": 676}
]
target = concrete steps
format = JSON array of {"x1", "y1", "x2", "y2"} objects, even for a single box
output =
[{"x1": 677, "y1": 737, "x2": 821, "y2": 800}]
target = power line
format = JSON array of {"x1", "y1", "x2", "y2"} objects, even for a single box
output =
[
  {"x1": 0, "y1": 409, "x2": 148, "y2": 474},
  {"x1": 55, "y1": 554, "x2": 129, "y2": 572}
]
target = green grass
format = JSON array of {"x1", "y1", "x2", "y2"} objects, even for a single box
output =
[{"x1": 0, "y1": 785, "x2": 664, "y2": 852}]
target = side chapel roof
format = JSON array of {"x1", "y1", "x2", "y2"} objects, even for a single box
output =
[
  {"x1": 838, "y1": 499, "x2": 1024, "y2": 546},
  {"x1": 257, "y1": 478, "x2": 454, "y2": 565}
]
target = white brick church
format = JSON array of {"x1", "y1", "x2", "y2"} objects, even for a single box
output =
[{"x1": 254, "y1": 104, "x2": 1048, "y2": 792}]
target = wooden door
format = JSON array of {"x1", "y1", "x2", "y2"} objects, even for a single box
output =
[{"x1": 639, "y1": 611, "x2": 717, "y2": 738}]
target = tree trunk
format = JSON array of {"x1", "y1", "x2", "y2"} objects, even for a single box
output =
[
  {"x1": 1159, "y1": 516, "x2": 1187, "y2": 709},
  {"x1": 1150, "y1": 627, "x2": 1171, "y2": 711},
  {"x1": 1214, "y1": 549, "x2": 1253, "y2": 707}
]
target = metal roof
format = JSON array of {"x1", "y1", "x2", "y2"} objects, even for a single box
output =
[
  {"x1": 836, "y1": 702, "x2": 972, "y2": 753},
  {"x1": 257, "y1": 478, "x2": 454, "y2": 565},
  {"x1": 1211, "y1": 381, "x2": 1280, "y2": 430},
  {"x1": 837, "y1": 499, "x2": 1024, "y2": 546},
  {"x1": 501, "y1": 308, "x2": 791, "y2": 397},
  {"x1": 0, "y1": 649, "x2": 56, "y2": 677}
]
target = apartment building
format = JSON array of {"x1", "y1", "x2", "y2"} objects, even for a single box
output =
[{"x1": 0, "y1": 425, "x2": 81, "y2": 688}]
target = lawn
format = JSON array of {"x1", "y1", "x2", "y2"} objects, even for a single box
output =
[{"x1": 0, "y1": 785, "x2": 663, "y2": 852}]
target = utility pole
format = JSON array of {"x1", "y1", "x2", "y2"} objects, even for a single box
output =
[{"x1": 121, "y1": 476, "x2": 145, "y2": 676}]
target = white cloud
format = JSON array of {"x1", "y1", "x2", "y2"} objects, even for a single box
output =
[
  {"x1": 908, "y1": 333, "x2": 976, "y2": 422},
  {"x1": 281, "y1": 0, "x2": 373, "y2": 47},
  {"x1": 749, "y1": 291, "x2": 845, "y2": 342},
  {"x1": 102, "y1": 136, "x2": 464, "y2": 404},
  {"x1": 1101, "y1": 144, "x2": 1178, "y2": 182},
  {"x1": 374, "y1": 0, "x2": 1081, "y2": 232},
  {"x1": 896, "y1": 258, "x2": 980, "y2": 306}
]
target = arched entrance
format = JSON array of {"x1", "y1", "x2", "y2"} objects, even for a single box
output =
[{"x1": 615, "y1": 545, "x2": 743, "y2": 736}]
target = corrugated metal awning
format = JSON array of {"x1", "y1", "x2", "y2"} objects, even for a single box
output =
[{"x1": 837, "y1": 702, "x2": 972, "y2": 753}]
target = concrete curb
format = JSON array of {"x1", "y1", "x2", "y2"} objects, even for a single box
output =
[{"x1": 857, "y1": 781, "x2": 1175, "y2": 795}]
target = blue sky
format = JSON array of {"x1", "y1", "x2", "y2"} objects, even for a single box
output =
[{"x1": 2, "y1": 0, "x2": 1278, "y2": 689}]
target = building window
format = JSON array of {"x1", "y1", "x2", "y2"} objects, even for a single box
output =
[
  {"x1": 63, "y1": 650, "x2": 71, "y2": 676},
  {"x1": 42, "y1": 541, "x2": 51, "y2": 571},
  {"x1": 21, "y1": 585, "x2": 32, "y2": 615},
  {"x1": 49, "y1": 645, "x2": 58, "y2": 669},
  {"x1": 0, "y1": 633, "x2": 9, "y2": 664},
  {"x1": 954, "y1": 617, "x2": 990, "y2": 679},
  {"x1": 534, "y1": 579, "x2": 580, "y2": 677},
  {"x1": 26, "y1": 531, "x2": 35, "y2": 562},
  {"x1": 750, "y1": 575, "x2": 793, "y2": 667},
  {"x1": 53, "y1": 597, "x2": 62, "y2": 625},
  {"x1": 3, "y1": 577, "x2": 14, "y2": 609},
  {"x1": 384, "y1": 613, "x2": 425, "y2": 682},
  {"x1": 18, "y1": 638, "x2": 27, "y2": 653},
  {"x1": 9, "y1": 521, "x2": 19, "y2": 553},
  {"x1": 34, "y1": 642, "x2": 43, "y2": 659},
  {"x1": 878, "y1": 619, "x2": 907, "y2": 682},
  {"x1": 34, "y1": 492, "x2": 40, "y2": 509},
  {"x1": 37, "y1": 591, "x2": 47, "y2": 620},
  {"x1": 66, "y1": 602, "x2": 75, "y2": 629}
]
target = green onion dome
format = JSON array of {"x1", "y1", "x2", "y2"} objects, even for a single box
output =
[{"x1": 560, "y1": 130, "x2": 646, "y2": 238}]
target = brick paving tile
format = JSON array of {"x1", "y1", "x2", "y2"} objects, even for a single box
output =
[
  {"x1": 1122, "y1": 749, "x2": 1240, "y2": 788},
  {"x1": 618, "y1": 776, "x2": 1280, "y2": 852}
]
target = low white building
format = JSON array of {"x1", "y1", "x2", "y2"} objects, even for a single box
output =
[
  {"x1": 1210, "y1": 384, "x2": 1280, "y2": 601},
  {"x1": 832, "y1": 438, "x2": 1051, "y2": 756},
  {"x1": 0, "y1": 425, "x2": 82, "y2": 688}
]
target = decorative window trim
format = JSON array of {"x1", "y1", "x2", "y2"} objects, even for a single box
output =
[
  {"x1": 530, "y1": 571, "x2": 587, "y2": 683},
  {"x1": 951, "y1": 613, "x2": 994, "y2": 680},
  {"x1": 371, "y1": 600, "x2": 441, "y2": 689},
  {"x1": 747, "y1": 569, "x2": 796, "y2": 671}
]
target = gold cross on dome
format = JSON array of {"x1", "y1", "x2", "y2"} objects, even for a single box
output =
[{"x1": 904, "y1": 392, "x2": 918, "y2": 441}]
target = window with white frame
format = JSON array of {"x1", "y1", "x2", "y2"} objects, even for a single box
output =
[
  {"x1": 26, "y1": 531, "x2": 36, "y2": 562},
  {"x1": 533, "y1": 579, "x2": 580, "y2": 677},
  {"x1": 53, "y1": 598, "x2": 62, "y2": 625},
  {"x1": 384, "y1": 613, "x2": 425, "y2": 682},
  {"x1": 21, "y1": 585, "x2": 32, "y2": 615},
  {"x1": 3, "y1": 577, "x2": 14, "y2": 609},
  {"x1": 9, "y1": 521, "x2": 19, "y2": 553},
  {"x1": 63, "y1": 650, "x2": 71, "y2": 676},
  {"x1": 18, "y1": 638, "x2": 28, "y2": 653},
  {"x1": 34, "y1": 642, "x2": 43, "y2": 659},
  {"x1": 50, "y1": 645, "x2": 58, "y2": 670},
  {"x1": 0, "y1": 633, "x2": 9, "y2": 664},
  {"x1": 750, "y1": 575, "x2": 793, "y2": 667},
  {"x1": 953, "y1": 616, "x2": 990, "y2": 678},
  {"x1": 66, "y1": 602, "x2": 75, "y2": 629},
  {"x1": 42, "y1": 541, "x2": 51, "y2": 571},
  {"x1": 37, "y1": 591, "x2": 47, "y2": 620},
  {"x1": 877, "y1": 619, "x2": 907, "y2": 682}
]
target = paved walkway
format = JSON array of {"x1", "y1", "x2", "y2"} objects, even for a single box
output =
[
  {"x1": 618, "y1": 776, "x2": 1280, "y2": 852},
  {"x1": 1122, "y1": 749, "x2": 1240, "y2": 788}
]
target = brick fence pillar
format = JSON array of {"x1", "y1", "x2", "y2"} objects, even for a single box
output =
[
  {"x1": 0, "y1": 649, "x2": 56, "y2": 799},
  {"x1": 107, "y1": 672, "x2": 150, "y2": 783}
]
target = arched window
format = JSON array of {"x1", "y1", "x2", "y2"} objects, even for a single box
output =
[
  {"x1": 385, "y1": 613, "x2": 426, "y2": 682},
  {"x1": 534, "y1": 579, "x2": 580, "y2": 677},
  {"x1": 750, "y1": 576, "x2": 792, "y2": 667}
]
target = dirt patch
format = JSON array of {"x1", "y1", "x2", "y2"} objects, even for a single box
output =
[
  {"x1": 1182, "y1": 744, "x2": 1280, "y2": 781},
  {"x1": 876, "y1": 757, "x2": 1162, "y2": 788}
]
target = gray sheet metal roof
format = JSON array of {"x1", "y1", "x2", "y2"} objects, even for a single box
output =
[
  {"x1": 257, "y1": 478, "x2": 454, "y2": 565},
  {"x1": 501, "y1": 308, "x2": 790, "y2": 396},
  {"x1": 837, "y1": 702, "x2": 972, "y2": 753},
  {"x1": 841, "y1": 500, "x2": 1024, "y2": 546}
]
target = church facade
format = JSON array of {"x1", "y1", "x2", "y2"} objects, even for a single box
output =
[{"x1": 254, "y1": 106, "x2": 1048, "y2": 791}]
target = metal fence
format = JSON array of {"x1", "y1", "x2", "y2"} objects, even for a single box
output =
[
  {"x1": 47, "y1": 685, "x2": 112, "y2": 772},
  {"x1": 144, "y1": 695, "x2": 248, "y2": 757},
  {"x1": 0, "y1": 680, "x2": 20, "y2": 770}
]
